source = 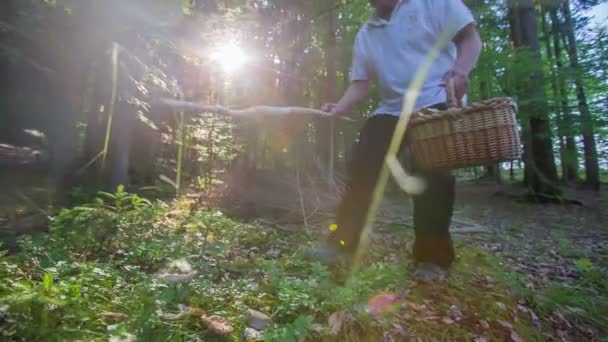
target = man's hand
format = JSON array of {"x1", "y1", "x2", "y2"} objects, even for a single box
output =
[
  {"x1": 443, "y1": 69, "x2": 470, "y2": 107},
  {"x1": 321, "y1": 103, "x2": 347, "y2": 117},
  {"x1": 321, "y1": 80, "x2": 370, "y2": 118}
]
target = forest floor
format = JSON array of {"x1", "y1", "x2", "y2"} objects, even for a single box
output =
[{"x1": 0, "y1": 154, "x2": 607, "y2": 340}]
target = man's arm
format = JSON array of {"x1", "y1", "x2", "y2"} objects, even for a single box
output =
[
  {"x1": 445, "y1": 23, "x2": 482, "y2": 104},
  {"x1": 453, "y1": 24, "x2": 482, "y2": 75},
  {"x1": 321, "y1": 80, "x2": 370, "y2": 116}
]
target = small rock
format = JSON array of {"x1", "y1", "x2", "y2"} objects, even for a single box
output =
[
  {"x1": 266, "y1": 248, "x2": 281, "y2": 259},
  {"x1": 448, "y1": 305, "x2": 464, "y2": 321},
  {"x1": 442, "y1": 317, "x2": 455, "y2": 324},
  {"x1": 311, "y1": 323, "x2": 325, "y2": 334},
  {"x1": 496, "y1": 302, "x2": 507, "y2": 311},
  {"x1": 247, "y1": 309, "x2": 272, "y2": 330},
  {"x1": 169, "y1": 259, "x2": 192, "y2": 273},
  {"x1": 244, "y1": 327, "x2": 263, "y2": 341}
]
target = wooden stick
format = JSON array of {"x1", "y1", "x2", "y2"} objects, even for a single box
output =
[{"x1": 158, "y1": 98, "x2": 354, "y2": 122}]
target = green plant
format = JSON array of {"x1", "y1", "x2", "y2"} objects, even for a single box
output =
[
  {"x1": 264, "y1": 315, "x2": 314, "y2": 342},
  {"x1": 97, "y1": 185, "x2": 151, "y2": 213}
]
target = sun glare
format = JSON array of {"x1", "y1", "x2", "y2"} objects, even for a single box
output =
[{"x1": 209, "y1": 43, "x2": 249, "y2": 74}]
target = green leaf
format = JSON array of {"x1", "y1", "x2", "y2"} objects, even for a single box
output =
[
  {"x1": 575, "y1": 258, "x2": 593, "y2": 273},
  {"x1": 43, "y1": 273, "x2": 53, "y2": 292}
]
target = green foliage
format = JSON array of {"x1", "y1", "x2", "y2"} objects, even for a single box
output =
[
  {"x1": 264, "y1": 315, "x2": 314, "y2": 342},
  {"x1": 0, "y1": 185, "x2": 420, "y2": 340}
]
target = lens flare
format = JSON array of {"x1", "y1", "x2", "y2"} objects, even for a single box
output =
[{"x1": 209, "y1": 43, "x2": 249, "y2": 74}]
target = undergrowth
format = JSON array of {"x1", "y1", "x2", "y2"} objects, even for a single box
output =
[{"x1": 1, "y1": 188, "x2": 606, "y2": 340}]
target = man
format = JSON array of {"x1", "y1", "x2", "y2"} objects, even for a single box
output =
[{"x1": 318, "y1": 0, "x2": 482, "y2": 281}]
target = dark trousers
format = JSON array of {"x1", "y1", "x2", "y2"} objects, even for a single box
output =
[{"x1": 328, "y1": 112, "x2": 455, "y2": 268}]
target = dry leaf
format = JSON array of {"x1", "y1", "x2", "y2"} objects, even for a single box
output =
[
  {"x1": 367, "y1": 293, "x2": 400, "y2": 318},
  {"x1": 328, "y1": 311, "x2": 347, "y2": 335},
  {"x1": 98, "y1": 312, "x2": 128, "y2": 321},
  {"x1": 201, "y1": 315, "x2": 234, "y2": 335},
  {"x1": 407, "y1": 303, "x2": 427, "y2": 312},
  {"x1": 510, "y1": 330, "x2": 524, "y2": 342},
  {"x1": 497, "y1": 320, "x2": 513, "y2": 330},
  {"x1": 441, "y1": 317, "x2": 454, "y2": 324},
  {"x1": 153, "y1": 271, "x2": 198, "y2": 284},
  {"x1": 186, "y1": 307, "x2": 207, "y2": 316},
  {"x1": 496, "y1": 302, "x2": 507, "y2": 311}
]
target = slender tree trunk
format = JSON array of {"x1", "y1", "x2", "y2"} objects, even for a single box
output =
[
  {"x1": 549, "y1": 8, "x2": 578, "y2": 183},
  {"x1": 541, "y1": 7, "x2": 568, "y2": 183},
  {"x1": 508, "y1": 0, "x2": 560, "y2": 197},
  {"x1": 83, "y1": 61, "x2": 106, "y2": 168},
  {"x1": 318, "y1": 0, "x2": 338, "y2": 184},
  {"x1": 479, "y1": 75, "x2": 501, "y2": 184},
  {"x1": 561, "y1": 0, "x2": 600, "y2": 191}
]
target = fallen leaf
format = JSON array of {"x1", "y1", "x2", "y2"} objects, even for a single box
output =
[
  {"x1": 497, "y1": 320, "x2": 513, "y2": 330},
  {"x1": 528, "y1": 308, "x2": 541, "y2": 328},
  {"x1": 161, "y1": 312, "x2": 185, "y2": 321},
  {"x1": 496, "y1": 302, "x2": 507, "y2": 311},
  {"x1": 153, "y1": 271, "x2": 198, "y2": 284},
  {"x1": 186, "y1": 307, "x2": 207, "y2": 316},
  {"x1": 109, "y1": 333, "x2": 136, "y2": 342},
  {"x1": 407, "y1": 302, "x2": 427, "y2": 312},
  {"x1": 311, "y1": 323, "x2": 325, "y2": 334},
  {"x1": 442, "y1": 317, "x2": 454, "y2": 324},
  {"x1": 510, "y1": 330, "x2": 524, "y2": 342},
  {"x1": 98, "y1": 312, "x2": 128, "y2": 321},
  {"x1": 201, "y1": 315, "x2": 234, "y2": 335},
  {"x1": 328, "y1": 311, "x2": 346, "y2": 335},
  {"x1": 552, "y1": 311, "x2": 572, "y2": 328},
  {"x1": 367, "y1": 293, "x2": 400, "y2": 318}
]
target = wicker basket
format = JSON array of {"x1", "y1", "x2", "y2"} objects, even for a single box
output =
[{"x1": 408, "y1": 97, "x2": 521, "y2": 170}]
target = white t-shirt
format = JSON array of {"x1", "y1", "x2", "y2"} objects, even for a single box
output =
[{"x1": 350, "y1": 0, "x2": 475, "y2": 115}]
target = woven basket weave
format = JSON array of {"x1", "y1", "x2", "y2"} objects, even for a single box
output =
[{"x1": 408, "y1": 97, "x2": 521, "y2": 170}]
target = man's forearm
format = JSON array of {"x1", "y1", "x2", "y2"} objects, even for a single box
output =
[
  {"x1": 335, "y1": 80, "x2": 370, "y2": 114},
  {"x1": 452, "y1": 24, "x2": 482, "y2": 75}
]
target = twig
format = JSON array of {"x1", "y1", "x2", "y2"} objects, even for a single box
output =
[{"x1": 296, "y1": 166, "x2": 310, "y2": 236}]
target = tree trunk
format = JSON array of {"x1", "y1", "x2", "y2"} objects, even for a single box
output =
[
  {"x1": 561, "y1": 0, "x2": 600, "y2": 191},
  {"x1": 317, "y1": 0, "x2": 338, "y2": 183},
  {"x1": 479, "y1": 75, "x2": 501, "y2": 184},
  {"x1": 549, "y1": 7, "x2": 578, "y2": 183},
  {"x1": 541, "y1": 7, "x2": 570, "y2": 183},
  {"x1": 508, "y1": 0, "x2": 560, "y2": 197},
  {"x1": 106, "y1": 100, "x2": 134, "y2": 190}
]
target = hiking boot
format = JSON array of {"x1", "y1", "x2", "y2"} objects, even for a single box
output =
[{"x1": 413, "y1": 262, "x2": 448, "y2": 283}]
